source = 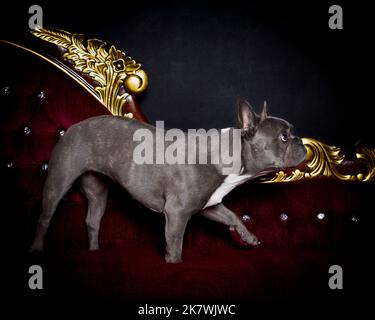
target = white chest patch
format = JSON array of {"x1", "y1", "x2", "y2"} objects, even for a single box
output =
[{"x1": 203, "y1": 173, "x2": 252, "y2": 209}]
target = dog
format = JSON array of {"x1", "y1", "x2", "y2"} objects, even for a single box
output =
[{"x1": 29, "y1": 99, "x2": 306, "y2": 263}]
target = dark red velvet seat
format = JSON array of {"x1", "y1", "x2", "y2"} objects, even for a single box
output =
[{"x1": 0, "y1": 31, "x2": 372, "y2": 305}]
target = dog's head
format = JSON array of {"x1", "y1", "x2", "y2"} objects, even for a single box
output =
[{"x1": 238, "y1": 99, "x2": 307, "y2": 173}]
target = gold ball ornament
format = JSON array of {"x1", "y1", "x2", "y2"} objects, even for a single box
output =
[{"x1": 124, "y1": 69, "x2": 148, "y2": 96}]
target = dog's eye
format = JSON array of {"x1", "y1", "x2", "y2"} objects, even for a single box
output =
[{"x1": 280, "y1": 133, "x2": 288, "y2": 143}]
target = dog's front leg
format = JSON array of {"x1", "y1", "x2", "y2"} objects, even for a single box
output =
[
  {"x1": 164, "y1": 212, "x2": 191, "y2": 263},
  {"x1": 201, "y1": 203, "x2": 260, "y2": 246}
]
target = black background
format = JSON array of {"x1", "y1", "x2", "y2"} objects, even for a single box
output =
[{"x1": 1, "y1": 1, "x2": 373, "y2": 156}]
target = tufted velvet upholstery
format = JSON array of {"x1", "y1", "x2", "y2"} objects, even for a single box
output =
[{"x1": 0, "y1": 40, "x2": 371, "y2": 303}]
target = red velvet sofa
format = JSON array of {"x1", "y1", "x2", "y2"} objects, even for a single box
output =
[{"x1": 1, "y1": 28, "x2": 373, "y2": 305}]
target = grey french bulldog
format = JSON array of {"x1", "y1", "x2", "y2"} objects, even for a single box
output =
[{"x1": 29, "y1": 99, "x2": 306, "y2": 263}]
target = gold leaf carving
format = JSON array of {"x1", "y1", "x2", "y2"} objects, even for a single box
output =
[{"x1": 31, "y1": 27, "x2": 148, "y2": 117}]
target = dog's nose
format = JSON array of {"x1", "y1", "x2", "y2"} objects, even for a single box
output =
[{"x1": 295, "y1": 137, "x2": 303, "y2": 145}]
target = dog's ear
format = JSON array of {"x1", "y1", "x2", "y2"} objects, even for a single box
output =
[
  {"x1": 238, "y1": 99, "x2": 257, "y2": 137},
  {"x1": 260, "y1": 100, "x2": 268, "y2": 122}
]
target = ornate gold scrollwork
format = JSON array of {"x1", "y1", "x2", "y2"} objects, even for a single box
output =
[
  {"x1": 262, "y1": 138, "x2": 375, "y2": 183},
  {"x1": 356, "y1": 146, "x2": 375, "y2": 182},
  {"x1": 31, "y1": 27, "x2": 148, "y2": 117}
]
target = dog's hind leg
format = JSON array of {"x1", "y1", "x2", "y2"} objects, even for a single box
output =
[
  {"x1": 80, "y1": 173, "x2": 109, "y2": 250},
  {"x1": 201, "y1": 203, "x2": 260, "y2": 246},
  {"x1": 29, "y1": 159, "x2": 84, "y2": 253}
]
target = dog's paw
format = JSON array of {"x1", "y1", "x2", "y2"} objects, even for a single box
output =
[
  {"x1": 243, "y1": 233, "x2": 260, "y2": 246},
  {"x1": 88, "y1": 244, "x2": 100, "y2": 251},
  {"x1": 28, "y1": 240, "x2": 44, "y2": 254},
  {"x1": 236, "y1": 226, "x2": 260, "y2": 246},
  {"x1": 165, "y1": 253, "x2": 182, "y2": 263}
]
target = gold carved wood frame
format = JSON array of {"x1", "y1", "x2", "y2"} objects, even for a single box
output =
[{"x1": 30, "y1": 27, "x2": 148, "y2": 118}]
